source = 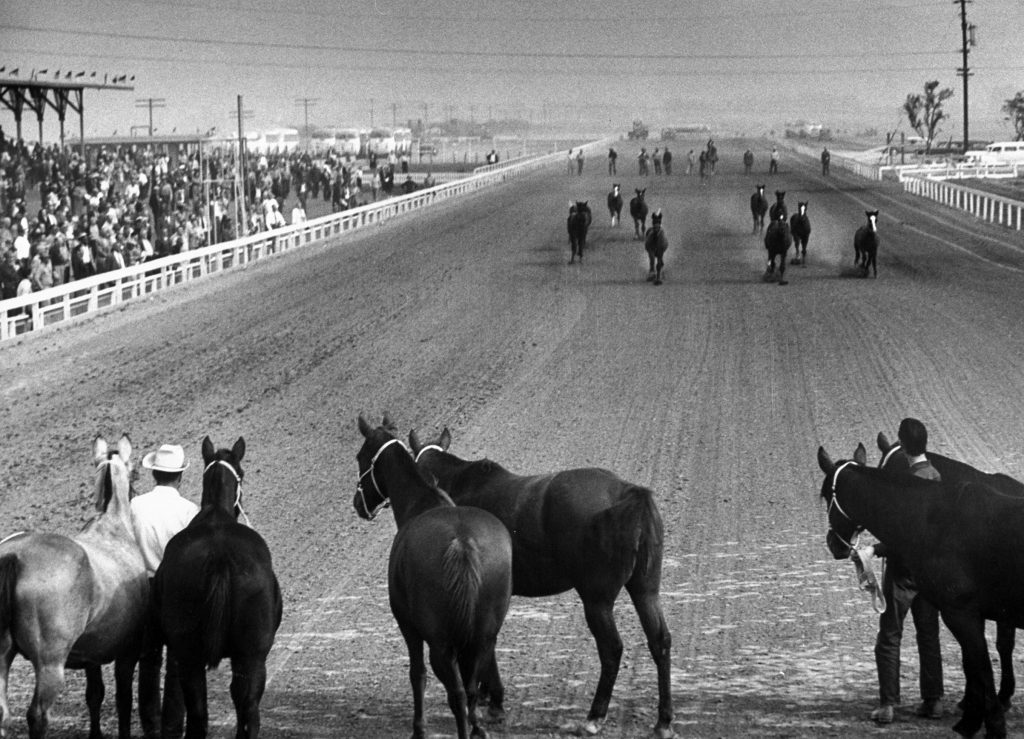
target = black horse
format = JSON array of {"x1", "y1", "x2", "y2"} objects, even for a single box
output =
[
  {"x1": 567, "y1": 201, "x2": 592, "y2": 264},
  {"x1": 874, "y1": 432, "x2": 1024, "y2": 711},
  {"x1": 645, "y1": 209, "x2": 668, "y2": 285},
  {"x1": 854, "y1": 210, "x2": 879, "y2": 277},
  {"x1": 768, "y1": 190, "x2": 788, "y2": 222},
  {"x1": 817, "y1": 446, "x2": 1024, "y2": 739},
  {"x1": 750, "y1": 184, "x2": 768, "y2": 234},
  {"x1": 763, "y1": 210, "x2": 793, "y2": 285},
  {"x1": 789, "y1": 201, "x2": 811, "y2": 265},
  {"x1": 606, "y1": 184, "x2": 623, "y2": 227},
  {"x1": 630, "y1": 188, "x2": 648, "y2": 240},
  {"x1": 354, "y1": 417, "x2": 512, "y2": 739},
  {"x1": 155, "y1": 437, "x2": 282, "y2": 739},
  {"x1": 409, "y1": 427, "x2": 674, "y2": 738}
]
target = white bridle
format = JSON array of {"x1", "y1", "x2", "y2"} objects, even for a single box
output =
[
  {"x1": 203, "y1": 459, "x2": 250, "y2": 527},
  {"x1": 826, "y1": 460, "x2": 862, "y2": 550},
  {"x1": 413, "y1": 444, "x2": 445, "y2": 463},
  {"x1": 356, "y1": 438, "x2": 406, "y2": 519}
]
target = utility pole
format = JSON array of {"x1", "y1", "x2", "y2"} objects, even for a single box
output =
[
  {"x1": 391, "y1": 103, "x2": 397, "y2": 129},
  {"x1": 294, "y1": 97, "x2": 318, "y2": 151},
  {"x1": 955, "y1": 0, "x2": 975, "y2": 153},
  {"x1": 369, "y1": 98, "x2": 375, "y2": 127},
  {"x1": 230, "y1": 95, "x2": 253, "y2": 240},
  {"x1": 135, "y1": 97, "x2": 165, "y2": 136}
]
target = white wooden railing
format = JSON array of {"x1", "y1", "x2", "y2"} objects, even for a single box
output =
[
  {"x1": 0, "y1": 137, "x2": 614, "y2": 342},
  {"x1": 900, "y1": 175, "x2": 1024, "y2": 231}
]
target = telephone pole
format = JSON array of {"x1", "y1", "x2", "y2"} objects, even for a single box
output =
[
  {"x1": 135, "y1": 97, "x2": 165, "y2": 136},
  {"x1": 294, "y1": 97, "x2": 318, "y2": 151},
  {"x1": 955, "y1": 0, "x2": 975, "y2": 153}
]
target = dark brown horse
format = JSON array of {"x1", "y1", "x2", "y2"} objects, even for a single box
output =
[
  {"x1": 874, "y1": 432, "x2": 1024, "y2": 710},
  {"x1": 0, "y1": 435, "x2": 149, "y2": 739},
  {"x1": 750, "y1": 184, "x2": 768, "y2": 234},
  {"x1": 817, "y1": 446, "x2": 1024, "y2": 738},
  {"x1": 645, "y1": 209, "x2": 668, "y2": 285},
  {"x1": 567, "y1": 201, "x2": 593, "y2": 264},
  {"x1": 789, "y1": 201, "x2": 811, "y2": 265},
  {"x1": 854, "y1": 210, "x2": 879, "y2": 277},
  {"x1": 155, "y1": 436, "x2": 282, "y2": 739},
  {"x1": 763, "y1": 210, "x2": 793, "y2": 285},
  {"x1": 354, "y1": 416, "x2": 512, "y2": 739},
  {"x1": 607, "y1": 184, "x2": 623, "y2": 227},
  {"x1": 409, "y1": 427, "x2": 674, "y2": 738},
  {"x1": 630, "y1": 188, "x2": 649, "y2": 240}
]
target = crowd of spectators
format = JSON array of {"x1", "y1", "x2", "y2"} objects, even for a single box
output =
[{"x1": 0, "y1": 123, "x2": 423, "y2": 302}]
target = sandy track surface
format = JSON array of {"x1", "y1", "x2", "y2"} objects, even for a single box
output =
[{"x1": 2, "y1": 138, "x2": 1024, "y2": 737}]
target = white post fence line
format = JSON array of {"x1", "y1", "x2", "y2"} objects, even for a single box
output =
[
  {"x1": 900, "y1": 175, "x2": 1024, "y2": 231},
  {"x1": 1, "y1": 137, "x2": 615, "y2": 343}
]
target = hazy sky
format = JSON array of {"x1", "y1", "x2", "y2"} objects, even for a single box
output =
[{"x1": 2, "y1": 0, "x2": 1023, "y2": 142}]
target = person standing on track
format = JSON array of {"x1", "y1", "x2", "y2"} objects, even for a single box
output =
[
  {"x1": 821, "y1": 147, "x2": 831, "y2": 176},
  {"x1": 132, "y1": 444, "x2": 200, "y2": 739},
  {"x1": 856, "y1": 418, "x2": 945, "y2": 725},
  {"x1": 608, "y1": 146, "x2": 617, "y2": 175}
]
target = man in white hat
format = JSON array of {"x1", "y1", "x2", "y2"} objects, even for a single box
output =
[{"x1": 132, "y1": 443, "x2": 199, "y2": 739}]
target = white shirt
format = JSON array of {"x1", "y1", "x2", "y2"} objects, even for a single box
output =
[{"x1": 130, "y1": 485, "x2": 199, "y2": 577}]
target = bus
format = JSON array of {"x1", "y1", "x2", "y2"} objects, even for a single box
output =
[
  {"x1": 393, "y1": 127, "x2": 413, "y2": 155},
  {"x1": 367, "y1": 128, "x2": 396, "y2": 156},
  {"x1": 246, "y1": 128, "x2": 300, "y2": 154}
]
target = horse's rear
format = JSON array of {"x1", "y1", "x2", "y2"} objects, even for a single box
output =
[
  {"x1": 156, "y1": 512, "x2": 282, "y2": 738},
  {"x1": 389, "y1": 506, "x2": 512, "y2": 737}
]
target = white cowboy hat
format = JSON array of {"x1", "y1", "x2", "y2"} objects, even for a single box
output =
[{"x1": 141, "y1": 444, "x2": 189, "y2": 472}]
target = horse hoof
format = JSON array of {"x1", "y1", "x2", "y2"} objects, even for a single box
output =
[
  {"x1": 646, "y1": 273, "x2": 655, "y2": 282},
  {"x1": 654, "y1": 278, "x2": 663, "y2": 285},
  {"x1": 778, "y1": 280, "x2": 788, "y2": 286}
]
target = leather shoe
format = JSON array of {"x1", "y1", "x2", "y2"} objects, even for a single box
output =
[
  {"x1": 871, "y1": 704, "x2": 895, "y2": 724},
  {"x1": 916, "y1": 699, "x2": 943, "y2": 719}
]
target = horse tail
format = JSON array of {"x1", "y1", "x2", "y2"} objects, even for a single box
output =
[
  {"x1": 201, "y1": 558, "x2": 232, "y2": 669},
  {"x1": 441, "y1": 535, "x2": 483, "y2": 646},
  {"x1": 0, "y1": 554, "x2": 19, "y2": 639},
  {"x1": 584, "y1": 487, "x2": 664, "y2": 585}
]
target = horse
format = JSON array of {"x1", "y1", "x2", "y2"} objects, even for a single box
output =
[
  {"x1": 789, "y1": 201, "x2": 811, "y2": 265},
  {"x1": 750, "y1": 184, "x2": 768, "y2": 234},
  {"x1": 768, "y1": 190, "x2": 788, "y2": 222},
  {"x1": 0, "y1": 435, "x2": 149, "y2": 739},
  {"x1": 567, "y1": 201, "x2": 592, "y2": 264},
  {"x1": 630, "y1": 188, "x2": 648, "y2": 240},
  {"x1": 353, "y1": 416, "x2": 512, "y2": 739},
  {"x1": 154, "y1": 436, "x2": 282, "y2": 739},
  {"x1": 763, "y1": 210, "x2": 793, "y2": 285},
  {"x1": 817, "y1": 446, "x2": 1024, "y2": 739},
  {"x1": 408, "y1": 427, "x2": 674, "y2": 739},
  {"x1": 854, "y1": 210, "x2": 879, "y2": 277},
  {"x1": 874, "y1": 432, "x2": 1024, "y2": 710},
  {"x1": 606, "y1": 184, "x2": 623, "y2": 227},
  {"x1": 644, "y1": 209, "x2": 668, "y2": 285}
]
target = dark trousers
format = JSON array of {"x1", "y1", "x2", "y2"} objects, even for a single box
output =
[
  {"x1": 875, "y1": 565, "x2": 944, "y2": 706},
  {"x1": 139, "y1": 578, "x2": 185, "y2": 738}
]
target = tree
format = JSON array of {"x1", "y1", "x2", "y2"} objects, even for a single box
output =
[
  {"x1": 1002, "y1": 91, "x2": 1024, "y2": 141},
  {"x1": 903, "y1": 80, "x2": 954, "y2": 152}
]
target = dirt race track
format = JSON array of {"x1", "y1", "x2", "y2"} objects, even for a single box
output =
[{"x1": 3, "y1": 138, "x2": 1024, "y2": 738}]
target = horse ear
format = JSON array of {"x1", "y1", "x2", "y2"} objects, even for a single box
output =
[
  {"x1": 877, "y1": 431, "x2": 890, "y2": 452},
  {"x1": 854, "y1": 443, "x2": 867, "y2": 465},
  {"x1": 440, "y1": 427, "x2": 451, "y2": 450},
  {"x1": 382, "y1": 413, "x2": 398, "y2": 434},
  {"x1": 817, "y1": 446, "x2": 835, "y2": 473},
  {"x1": 408, "y1": 429, "x2": 421, "y2": 452},
  {"x1": 232, "y1": 437, "x2": 245, "y2": 462},
  {"x1": 202, "y1": 435, "x2": 215, "y2": 463},
  {"x1": 117, "y1": 433, "x2": 132, "y2": 463},
  {"x1": 357, "y1": 415, "x2": 372, "y2": 438},
  {"x1": 93, "y1": 435, "x2": 108, "y2": 465}
]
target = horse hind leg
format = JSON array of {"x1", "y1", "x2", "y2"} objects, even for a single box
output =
[
  {"x1": 996, "y1": 623, "x2": 1015, "y2": 709},
  {"x1": 85, "y1": 665, "x2": 104, "y2": 739},
  {"x1": 625, "y1": 584, "x2": 674, "y2": 738},
  {"x1": 0, "y1": 639, "x2": 15, "y2": 738},
  {"x1": 477, "y1": 650, "x2": 506, "y2": 720},
  {"x1": 27, "y1": 663, "x2": 66, "y2": 739},
  {"x1": 229, "y1": 656, "x2": 268, "y2": 739},
  {"x1": 579, "y1": 597, "x2": 624, "y2": 735},
  {"x1": 429, "y1": 646, "x2": 471, "y2": 739},
  {"x1": 654, "y1": 256, "x2": 664, "y2": 286}
]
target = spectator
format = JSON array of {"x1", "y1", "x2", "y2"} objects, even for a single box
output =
[
  {"x1": 662, "y1": 147, "x2": 672, "y2": 175},
  {"x1": 291, "y1": 201, "x2": 307, "y2": 225},
  {"x1": 607, "y1": 147, "x2": 617, "y2": 175},
  {"x1": 769, "y1": 146, "x2": 780, "y2": 174},
  {"x1": 652, "y1": 148, "x2": 662, "y2": 175}
]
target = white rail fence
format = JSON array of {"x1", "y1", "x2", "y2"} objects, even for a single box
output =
[{"x1": 1, "y1": 137, "x2": 614, "y2": 343}]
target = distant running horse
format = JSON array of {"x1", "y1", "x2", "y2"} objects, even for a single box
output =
[
  {"x1": 854, "y1": 210, "x2": 879, "y2": 277},
  {"x1": 768, "y1": 190, "x2": 788, "y2": 222},
  {"x1": 354, "y1": 416, "x2": 512, "y2": 739},
  {"x1": 409, "y1": 427, "x2": 674, "y2": 738},
  {"x1": 567, "y1": 201, "x2": 592, "y2": 264},
  {"x1": 645, "y1": 209, "x2": 668, "y2": 285},
  {"x1": 763, "y1": 210, "x2": 793, "y2": 285},
  {"x1": 606, "y1": 184, "x2": 623, "y2": 227},
  {"x1": 789, "y1": 202, "x2": 811, "y2": 265},
  {"x1": 0, "y1": 435, "x2": 148, "y2": 739},
  {"x1": 630, "y1": 188, "x2": 649, "y2": 240},
  {"x1": 750, "y1": 184, "x2": 768, "y2": 234}
]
